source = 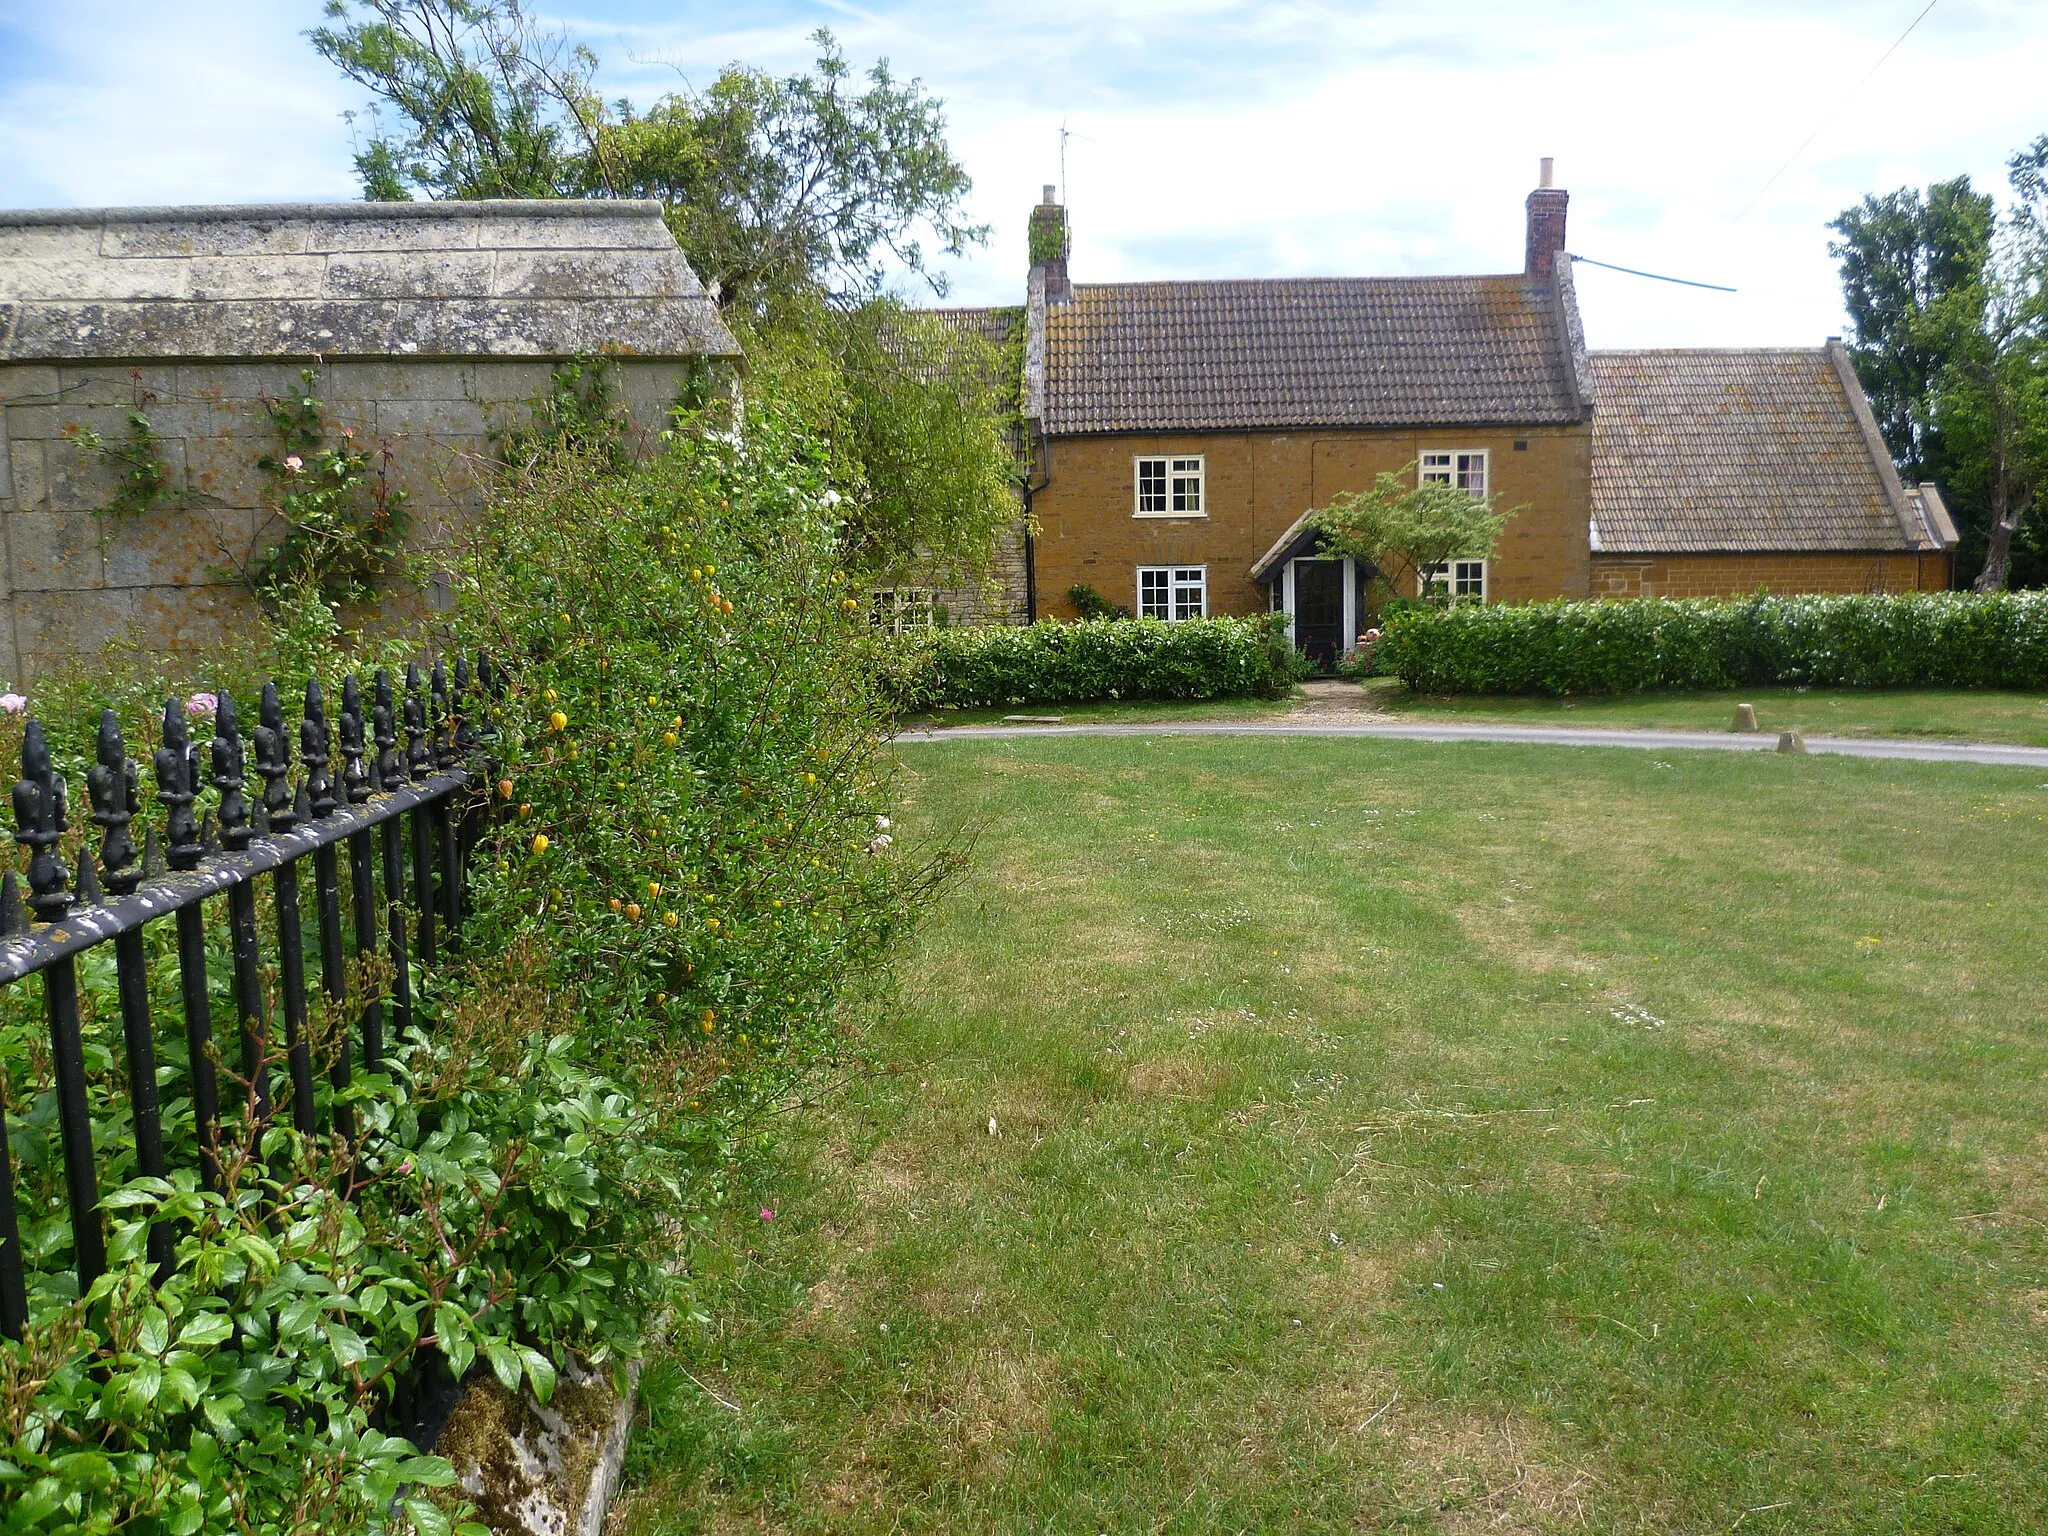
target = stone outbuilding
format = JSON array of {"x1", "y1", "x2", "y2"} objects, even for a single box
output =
[{"x1": 0, "y1": 199, "x2": 739, "y2": 679}]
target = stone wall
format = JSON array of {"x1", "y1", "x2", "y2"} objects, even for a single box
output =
[
  {"x1": 0, "y1": 355, "x2": 689, "y2": 679},
  {"x1": 1030, "y1": 422, "x2": 1594, "y2": 619},
  {"x1": 1589, "y1": 550, "x2": 1953, "y2": 600}
]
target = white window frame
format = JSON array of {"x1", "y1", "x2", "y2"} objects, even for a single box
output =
[
  {"x1": 1134, "y1": 454, "x2": 1206, "y2": 518},
  {"x1": 1420, "y1": 559, "x2": 1488, "y2": 604},
  {"x1": 869, "y1": 586, "x2": 936, "y2": 635},
  {"x1": 1137, "y1": 565, "x2": 1208, "y2": 621},
  {"x1": 1419, "y1": 449, "x2": 1489, "y2": 499}
]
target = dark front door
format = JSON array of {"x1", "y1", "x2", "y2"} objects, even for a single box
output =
[{"x1": 1294, "y1": 560, "x2": 1343, "y2": 668}]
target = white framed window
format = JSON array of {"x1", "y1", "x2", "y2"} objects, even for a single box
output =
[
  {"x1": 869, "y1": 586, "x2": 936, "y2": 635},
  {"x1": 1134, "y1": 455, "x2": 1205, "y2": 517},
  {"x1": 1137, "y1": 565, "x2": 1207, "y2": 620},
  {"x1": 1420, "y1": 560, "x2": 1488, "y2": 603},
  {"x1": 1420, "y1": 450, "x2": 1489, "y2": 498}
]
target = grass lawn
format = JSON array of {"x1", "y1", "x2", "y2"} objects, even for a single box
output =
[
  {"x1": 1361, "y1": 680, "x2": 2048, "y2": 745},
  {"x1": 620, "y1": 738, "x2": 2048, "y2": 1534}
]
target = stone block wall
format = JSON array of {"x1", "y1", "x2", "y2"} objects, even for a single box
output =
[
  {"x1": 1589, "y1": 550, "x2": 1954, "y2": 600},
  {"x1": 0, "y1": 355, "x2": 690, "y2": 679}
]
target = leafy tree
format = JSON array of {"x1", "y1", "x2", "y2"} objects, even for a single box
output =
[
  {"x1": 1830, "y1": 176, "x2": 1994, "y2": 482},
  {"x1": 311, "y1": 1, "x2": 1016, "y2": 586},
  {"x1": 1309, "y1": 466, "x2": 1517, "y2": 602},
  {"x1": 1937, "y1": 139, "x2": 2048, "y2": 590},
  {"x1": 312, "y1": 0, "x2": 605, "y2": 200},
  {"x1": 601, "y1": 39, "x2": 986, "y2": 312}
]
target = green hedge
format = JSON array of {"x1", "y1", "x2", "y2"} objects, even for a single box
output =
[
  {"x1": 890, "y1": 615, "x2": 1294, "y2": 709},
  {"x1": 1377, "y1": 592, "x2": 2048, "y2": 694}
]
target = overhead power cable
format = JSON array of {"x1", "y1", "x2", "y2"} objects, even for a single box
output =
[
  {"x1": 1730, "y1": 0, "x2": 1943, "y2": 223},
  {"x1": 1570, "y1": 254, "x2": 1737, "y2": 293}
]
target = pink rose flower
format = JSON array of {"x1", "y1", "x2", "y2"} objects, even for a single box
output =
[
  {"x1": 186, "y1": 693, "x2": 217, "y2": 718},
  {"x1": 0, "y1": 694, "x2": 26, "y2": 715},
  {"x1": 283, "y1": 455, "x2": 303, "y2": 473}
]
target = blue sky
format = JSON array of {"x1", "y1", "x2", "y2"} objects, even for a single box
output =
[{"x1": 3, "y1": 1, "x2": 2043, "y2": 347}]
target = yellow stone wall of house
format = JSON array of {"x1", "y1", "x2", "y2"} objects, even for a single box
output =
[
  {"x1": 1031, "y1": 423, "x2": 1594, "y2": 619},
  {"x1": 1590, "y1": 551, "x2": 1953, "y2": 599}
]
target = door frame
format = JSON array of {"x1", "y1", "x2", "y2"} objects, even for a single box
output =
[{"x1": 1280, "y1": 556, "x2": 1356, "y2": 652}]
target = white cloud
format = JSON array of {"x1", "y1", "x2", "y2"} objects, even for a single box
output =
[{"x1": 3, "y1": 0, "x2": 2043, "y2": 347}]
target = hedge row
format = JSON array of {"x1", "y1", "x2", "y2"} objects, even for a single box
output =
[
  {"x1": 1377, "y1": 592, "x2": 2048, "y2": 694},
  {"x1": 891, "y1": 615, "x2": 1294, "y2": 708}
]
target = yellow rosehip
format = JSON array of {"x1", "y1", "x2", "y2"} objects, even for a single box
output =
[
  {"x1": 555, "y1": 614, "x2": 571, "y2": 628},
  {"x1": 702, "y1": 1007, "x2": 716, "y2": 1024},
  {"x1": 497, "y1": 777, "x2": 514, "y2": 800},
  {"x1": 670, "y1": 716, "x2": 681, "y2": 730},
  {"x1": 656, "y1": 991, "x2": 668, "y2": 1004},
  {"x1": 548, "y1": 710, "x2": 567, "y2": 731},
  {"x1": 706, "y1": 917, "x2": 721, "y2": 932},
  {"x1": 771, "y1": 898, "x2": 783, "y2": 909},
  {"x1": 663, "y1": 731, "x2": 677, "y2": 748},
  {"x1": 544, "y1": 689, "x2": 557, "y2": 702},
  {"x1": 663, "y1": 910, "x2": 679, "y2": 927},
  {"x1": 518, "y1": 802, "x2": 532, "y2": 817},
  {"x1": 705, "y1": 563, "x2": 716, "y2": 576},
  {"x1": 608, "y1": 897, "x2": 622, "y2": 913},
  {"x1": 702, "y1": 1019, "x2": 714, "y2": 1035},
  {"x1": 625, "y1": 902, "x2": 642, "y2": 920},
  {"x1": 567, "y1": 744, "x2": 578, "y2": 758},
  {"x1": 842, "y1": 598, "x2": 859, "y2": 612},
  {"x1": 647, "y1": 881, "x2": 662, "y2": 898},
  {"x1": 738, "y1": 1033, "x2": 748, "y2": 1046},
  {"x1": 531, "y1": 834, "x2": 549, "y2": 855},
  {"x1": 804, "y1": 772, "x2": 816, "y2": 785}
]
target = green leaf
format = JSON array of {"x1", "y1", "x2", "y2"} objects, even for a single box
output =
[
  {"x1": 516, "y1": 1346, "x2": 557, "y2": 1406},
  {"x1": 486, "y1": 1340, "x2": 521, "y2": 1392},
  {"x1": 404, "y1": 1495, "x2": 456, "y2": 1536},
  {"x1": 177, "y1": 1311, "x2": 234, "y2": 1349},
  {"x1": 138, "y1": 1306, "x2": 170, "y2": 1357},
  {"x1": 327, "y1": 1323, "x2": 369, "y2": 1367}
]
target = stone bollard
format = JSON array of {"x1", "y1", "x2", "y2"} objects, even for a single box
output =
[
  {"x1": 1733, "y1": 703, "x2": 1758, "y2": 733},
  {"x1": 1776, "y1": 730, "x2": 1806, "y2": 755}
]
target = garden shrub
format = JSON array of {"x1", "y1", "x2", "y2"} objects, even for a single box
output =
[
  {"x1": 1, "y1": 385, "x2": 942, "y2": 1532},
  {"x1": 1377, "y1": 592, "x2": 2048, "y2": 695},
  {"x1": 891, "y1": 614, "x2": 1296, "y2": 709}
]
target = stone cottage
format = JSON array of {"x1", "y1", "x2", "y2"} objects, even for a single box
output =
[
  {"x1": 0, "y1": 199, "x2": 739, "y2": 679},
  {"x1": 926, "y1": 164, "x2": 1953, "y2": 656}
]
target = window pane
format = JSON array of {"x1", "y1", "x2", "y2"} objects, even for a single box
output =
[
  {"x1": 1456, "y1": 453, "x2": 1487, "y2": 497},
  {"x1": 1420, "y1": 452, "x2": 1453, "y2": 485},
  {"x1": 1137, "y1": 458, "x2": 1167, "y2": 513},
  {"x1": 1138, "y1": 567, "x2": 1169, "y2": 618},
  {"x1": 1454, "y1": 561, "x2": 1484, "y2": 597},
  {"x1": 1172, "y1": 568, "x2": 1206, "y2": 620}
]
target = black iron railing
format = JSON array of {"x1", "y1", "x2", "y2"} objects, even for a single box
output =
[{"x1": 0, "y1": 656, "x2": 499, "y2": 1340}]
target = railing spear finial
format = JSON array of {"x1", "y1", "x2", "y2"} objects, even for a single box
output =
[
  {"x1": 255, "y1": 682, "x2": 295, "y2": 835},
  {"x1": 212, "y1": 693, "x2": 251, "y2": 852},
  {"x1": 404, "y1": 663, "x2": 430, "y2": 782},
  {"x1": 303, "y1": 678, "x2": 337, "y2": 819},
  {"x1": 373, "y1": 669, "x2": 400, "y2": 792},
  {"x1": 155, "y1": 699, "x2": 204, "y2": 872},
  {"x1": 12, "y1": 722, "x2": 71, "y2": 923},
  {"x1": 88, "y1": 710, "x2": 142, "y2": 897},
  {"x1": 340, "y1": 675, "x2": 371, "y2": 804},
  {"x1": 431, "y1": 660, "x2": 455, "y2": 769}
]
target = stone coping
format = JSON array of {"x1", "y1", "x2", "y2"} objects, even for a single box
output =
[{"x1": 0, "y1": 199, "x2": 667, "y2": 227}]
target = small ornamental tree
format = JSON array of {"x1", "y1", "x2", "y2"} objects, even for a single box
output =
[{"x1": 1309, "y1": 464, "x2": 1517, "y2": 602}]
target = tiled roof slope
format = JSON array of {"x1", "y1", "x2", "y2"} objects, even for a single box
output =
[
  {"x1": 1589, "y1": 347, "x2": 1936, "y2": 554},
  {"x1": 0, "y1": 200, "x2": 739, "y2": 361},
  {"x1": 1041, "y1": 275, "x2": 1583, "y2": 436},
  {"x1": 929, "y1": 305, "x2": 1019, "y2": 348}
]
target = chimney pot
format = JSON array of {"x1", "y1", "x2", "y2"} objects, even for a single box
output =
[
  {"x1": 1043, "y1": 184, "x2": 1057, "y2": 204},
  {"x1": 1540, "y1": 156, "x2": 1554, "y2": 189}
]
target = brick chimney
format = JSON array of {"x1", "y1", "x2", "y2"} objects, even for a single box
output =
[
  {"x1": 1525, "y1": 156, "x2": 1568, "y2": 279},
  {"x1": 1029, "y1": 184, "x2": 1071, "y2": 304}
]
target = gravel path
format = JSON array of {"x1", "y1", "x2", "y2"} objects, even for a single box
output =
[{"x1": 893, "y1": 718, "x2": 2048, "y2": 769}]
